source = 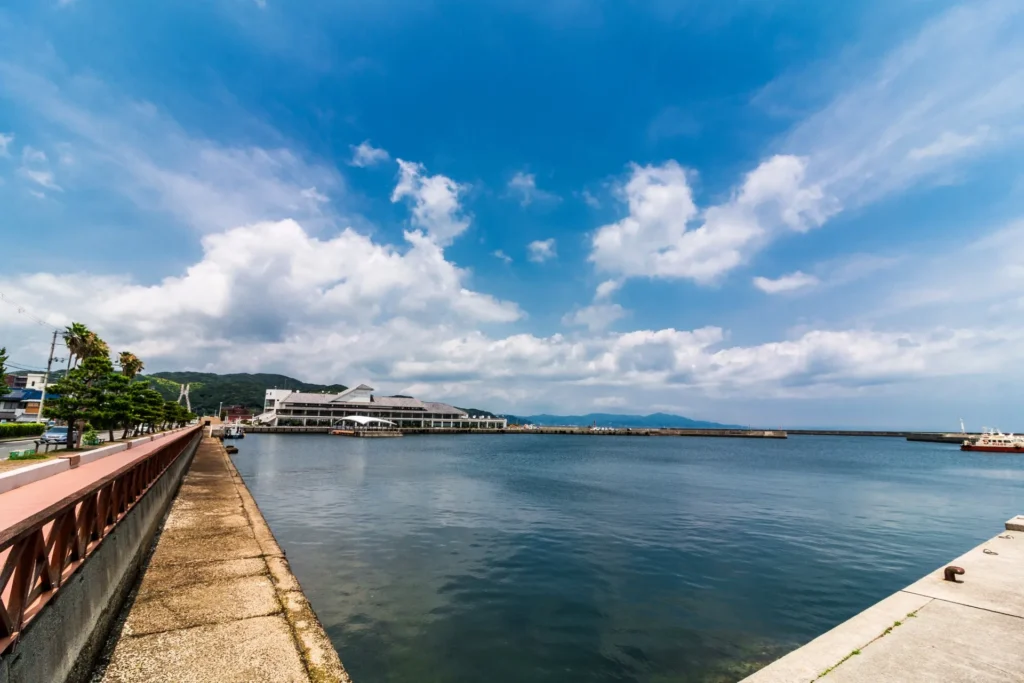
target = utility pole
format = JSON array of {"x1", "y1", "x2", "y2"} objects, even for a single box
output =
[{"x1": 37, "y1": 330, "x2": 59, "y2": 422}]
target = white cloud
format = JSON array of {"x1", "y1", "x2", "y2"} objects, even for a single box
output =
[
  {"x1": 562, "y1": 303, "x2": 626, "y2": 332},
  {"x1": 391, "y1": 159, "x2": 470, "y2": 246},
  {"x1": 590, "y1": 156, "x2": 835, "y2": 283},
  {"x1": 527, "y1": 238, "x2": 557, "y2": 263},
  {"x1": 777, "y1": 2, "x2": 1024, "y2": 205},
  {"x1": 22, "y1": 146, "x2": 47, "y2": 164},
  {"x1": 492, "y1": 249, "x2": 512, "y2": 264},
  {"x1": 594, "y1": 279, "x2": 622, "y2": 300},
  {"x1": 0, "y1": 133, "x2": 12, "y2": 157},
  {"x1": 589, "y1": 3, "x2": 1023, "y2": 289},
  {"x1": 753, "y1": 271, "x2": 819, "y2": 294},
  {"x1": 908, "y1": 127, "x2": 992, "y2": 161},
  {"x1": 300, "y1": 186, "x2": 329, "y2": 203},
  {"x1": 580, "y1": 189, "x2": 600, "y2": 208},
  {"x1": 0, "y1": 62, "x2": 343, "y2": 233},
  {"x1": 349, "y1": 140, "x2": 390, "y2": 168},
  {"x1": 19, "y1": 168, "x2": 61, "y2": 191},
  {"x1": 506, "y1": 171, "x2": 559, "y2": 206}
]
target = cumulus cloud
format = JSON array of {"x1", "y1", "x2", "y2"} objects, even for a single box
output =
[
  {"x1": 562, "y1": 303, "x2": 626, "y2": 332},
  {"x1": 590, "y1": 157, "x2": 836, "y2": 283},
  {"x1": 349, "y1": 140, "x2": 390, "y2": 168},
  {"x1": 392, "y1": 159, "x2": 470, "y2": 246},
  {"x1": 594, "y1": 279, "x2": 622, "y2": 300},
  {"x1": 506, "y1": 172, "x2": 559, "y2": 206},
  {"x1": 753, "y1": 271, "x2": 819, "y2": 294},
  {"x1": 527, "y1": 238, "x2": 557, "y2": 263}
]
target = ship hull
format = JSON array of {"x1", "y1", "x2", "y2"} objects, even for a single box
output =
[{"x1": 960, "y1": 444, "x2": 1024, "y2": 453}]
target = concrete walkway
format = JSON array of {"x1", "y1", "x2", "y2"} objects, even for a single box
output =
[
  {"x1": 743, "y1": 517, "x2": 1024, "y2": 682},
  {"x1": 94, "y1": 437, "x2": 350, "y2": 683}
]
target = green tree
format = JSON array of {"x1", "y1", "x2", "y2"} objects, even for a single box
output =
[
  {"x1": 43, "y1": 356, "x2": 111, "y2": 449},
  {"x1": 93, "y1": 372, "x2": 135, "y2": 441},
  {"x1": 133, "y1": 387, "x2": 166, "y2": 434},
  {"x1": 0, "y1": 347, "x2": 8, "y2": 393}
]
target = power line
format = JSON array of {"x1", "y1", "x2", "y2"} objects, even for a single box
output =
[{"x1": 0, "y1": 292, "x2": 60, "y2": 330}]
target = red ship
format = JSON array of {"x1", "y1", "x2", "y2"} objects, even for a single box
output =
[{"x1": 961, "y1": 431, "x2": 1024, "y2": 453}]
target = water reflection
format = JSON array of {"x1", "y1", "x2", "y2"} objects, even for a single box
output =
[{"x1": 232, "y1": 434, "x2": 1023, "y2": 682}]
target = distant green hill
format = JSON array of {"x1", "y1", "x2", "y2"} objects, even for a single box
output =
[
  {"x1": 141, "y1": 372, "x2": 348, "y2": 416},
  {"x1": 521, "y1": 412, "x2": 739, "y2": 428}
]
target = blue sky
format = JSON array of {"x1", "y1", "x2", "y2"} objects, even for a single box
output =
[{"x1": 2, "y1": 0, "x2": 1023, "y2": 428}]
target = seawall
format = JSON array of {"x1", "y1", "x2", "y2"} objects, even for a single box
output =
[
  {"x1": 93, "y1": 436, "x2": 350, "y2": 682},
  {"x1": 741, "y1": 516, "x2": 1024, "y2": 682}
]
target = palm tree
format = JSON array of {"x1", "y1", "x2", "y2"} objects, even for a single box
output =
[
  {"x1": 81, "y1": 332, "x2": 110, "y2": 361},
  {"x1": 118, "y1": 352, "x2": 144, "y2": 379},
  {"x1": 63, "y1": 322, "x2": 90, "y2": 370}
]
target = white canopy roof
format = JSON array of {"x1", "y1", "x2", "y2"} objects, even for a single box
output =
[{"x1": 338, "y1": 415, "x2": 396, "y2": 426}]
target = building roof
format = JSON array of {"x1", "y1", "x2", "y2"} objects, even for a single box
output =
[
  {"x1": 372, "y1": 396, "x2": 426, "y2": 409},
  {"x1": 328, "y1": 384, "x2": 374, "y2": 402},
  {"x1": 0, "y1": 389, "x2": 56, "y2": 402},
  {"x1": 279, "y1": 392, "x2": 338, "y2": 404},
  {"x1": 422, "y1": 402, "x2": 467, "y2": 417}
]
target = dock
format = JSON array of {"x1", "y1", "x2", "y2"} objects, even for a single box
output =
[
  {"x1": 742, "y1": 516, "x2": 1024, "y2": 682},
  {"x1": 93, "y1": 437, "x2": 349, "y2": 682}
]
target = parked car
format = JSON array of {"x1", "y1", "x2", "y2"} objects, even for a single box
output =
[{"x1": 41, "y1": 426, "x2": 69, "y2": 444}]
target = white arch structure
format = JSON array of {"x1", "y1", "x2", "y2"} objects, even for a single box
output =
[{"x1": 335, "y1": 415, "x2": 396, "y2": 428}]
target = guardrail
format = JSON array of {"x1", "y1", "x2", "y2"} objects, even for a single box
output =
[{"x1": 0, "y1": 427, "x2": 200, "y2": 654}]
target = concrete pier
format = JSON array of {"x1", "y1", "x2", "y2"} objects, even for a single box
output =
[
  {"x1": 742, "y1": 516, "x2": 1024, "y2": 682},
  {"x1": 93, "y1": 437, "x2": 350, "y2": 682}
]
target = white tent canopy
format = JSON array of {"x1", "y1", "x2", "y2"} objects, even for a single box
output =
[{"x1": 337, "y1": 415, "x2": 396, "y2": 427}]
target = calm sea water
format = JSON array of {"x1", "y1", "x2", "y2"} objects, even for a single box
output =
[{"x1": 231, "y1": 434, "x2": 1023, "y2": 683}]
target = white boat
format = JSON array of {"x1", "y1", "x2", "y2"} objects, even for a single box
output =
[{"x1": 222, "y1": 424, "x2": 245, "y2": 439}]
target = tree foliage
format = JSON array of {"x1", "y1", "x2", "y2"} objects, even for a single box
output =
[{"x1": 44, "y1": 327, "x2": 195, "y2": 448}]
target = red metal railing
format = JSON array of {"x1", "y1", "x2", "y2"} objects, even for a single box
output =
[{"x1": 0, "y1": 428, "x2": 200, "y2": 653}]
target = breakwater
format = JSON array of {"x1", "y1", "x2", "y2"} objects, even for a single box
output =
[{"x1": 240, "y1": 425, "x2": 789, "y2": 438}]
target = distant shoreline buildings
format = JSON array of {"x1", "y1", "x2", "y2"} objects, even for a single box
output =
[{"x1": 257, "y1": 384, "x2": 507, "y2": 430}]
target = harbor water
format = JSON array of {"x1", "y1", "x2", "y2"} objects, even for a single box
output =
[{"x1": 231, "y1": 434, "x2": 1024, "y2": 683}]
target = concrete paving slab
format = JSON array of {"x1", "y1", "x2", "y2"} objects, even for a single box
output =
[
  {"x1": 136, "y1": 558, "x2": 267, "y2": 598},
  {"x1": 903, "y1": 534, "x2": 1024, "y2": 618},
  {"x1": 826, "y1": 598, "x2": 1024, "y2": 682},
  {"x1": 125, "y1": 574, "x2": 281, "y2": 636},
  {"x1": 148, "y1": 526, "x2": 264, "y2": 565},
  {"x1": 101, "y1": 616, "x2": 309, "y2": 683}
]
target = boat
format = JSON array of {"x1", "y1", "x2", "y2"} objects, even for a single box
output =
[
  {"x1": 961, "y1": 430, "x2": 1024, "y2": 453},
  {"x1": 222, "y1": 424, "x2": 245, "y2": 439}
]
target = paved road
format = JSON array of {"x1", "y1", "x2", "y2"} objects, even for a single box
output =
[{"x1": 0, "y1": 433, "x2": 112, "y2": 459}]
